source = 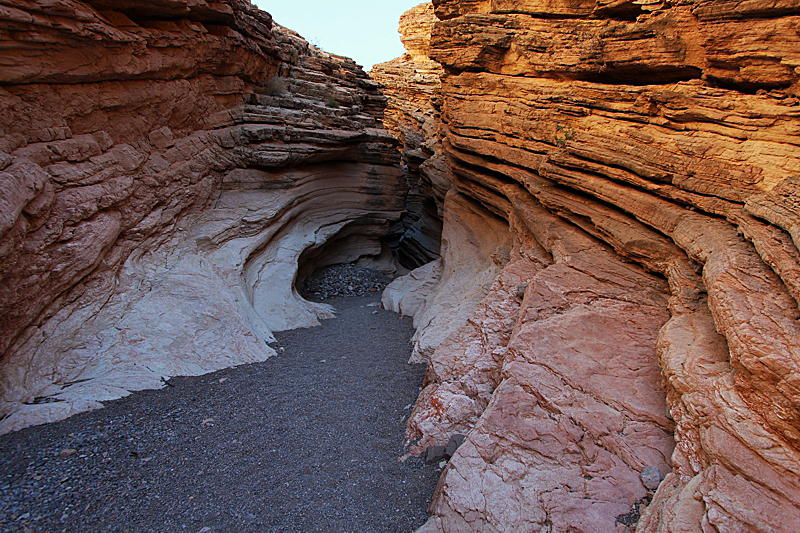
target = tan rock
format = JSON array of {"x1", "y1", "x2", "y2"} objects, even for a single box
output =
[
  {"x1": 372, "y1": 3, "x2": 448, "y2": 269},
  {"x1": 383, "y1": 258, "x2": 442, "y2": 318}
]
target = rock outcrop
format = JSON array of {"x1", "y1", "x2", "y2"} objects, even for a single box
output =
[
  {"x1": 0, "y1": 0, "x2": 405, "y2": 433},
  {"x1": 383, "y1": 1, "x2": 800, "y2": 532},
  {"x1": 372, "y1": 3, "x2": 447, "y2": 269},
  {"x1": 4, "y1": 0, "x2": 800, "y2": 530}
]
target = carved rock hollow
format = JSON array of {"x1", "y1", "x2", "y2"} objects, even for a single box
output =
[{"x1": 0, "y1": 0, "x2": 405, "y2": 433}]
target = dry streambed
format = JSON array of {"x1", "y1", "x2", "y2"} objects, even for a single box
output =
[{"x1": 1, "y1": 272, "x2": 438, "y2": 533}]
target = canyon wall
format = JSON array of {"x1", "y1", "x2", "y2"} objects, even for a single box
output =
[
  {"x1": 381, "y1": 1, "x2": 800, "y2": 532},
  {"x1": 0, "y1": 0, "x2": 406, "y2": 434},
  {"x1": 4, "y1": 1, "x2": 800, "y2": 531},
  {"x1": 371, "y1": 3, "x2": 446, "y2": 270}
]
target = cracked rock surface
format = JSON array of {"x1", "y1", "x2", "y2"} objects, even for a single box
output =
[{"x1": 382, "y1": 2, "x2": 800, "y2": 532}]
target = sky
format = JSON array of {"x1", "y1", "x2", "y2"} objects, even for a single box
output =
[{"x1": 252, "y1": 0, "x2": 424, "y2": 71}]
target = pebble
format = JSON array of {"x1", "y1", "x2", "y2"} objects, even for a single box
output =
[
  {"x1": 641, "y1": 465, "x2": 665, "y2": 490},
  {"x1": 0, "y1": 266, "x2": 433, "y2": 533},
  {"x1": 302, "y1": 264, "x2": 393, "y2": 300}
]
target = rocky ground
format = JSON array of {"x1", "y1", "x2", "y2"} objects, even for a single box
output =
[
  {"x1": 302, "y1": 265, "x2": 395, "y2": 300},
  {"x1": 0, "y1": 283, "x2": 439, "y2": 533}
]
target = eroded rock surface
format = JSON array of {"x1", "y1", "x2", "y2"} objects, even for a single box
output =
[
  {"x1": 372, "y1": 3, "x2": 447, "y2": 269},
  {"x1": 0, "y1": 0, "x2": 405, "y2": 433},
  {"x1": 383, "y1": 1, "x2": 800, "y2": 532}
]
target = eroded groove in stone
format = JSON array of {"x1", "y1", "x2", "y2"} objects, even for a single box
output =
[{"x1": 0, "y1": 0, "x2": 406, "y2": 434}]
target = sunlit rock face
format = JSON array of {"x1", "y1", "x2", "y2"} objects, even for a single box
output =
[
  {"x1": 383, "y1": 1, "x2": 800, "y2": 532},
  {"x1": 0, "y1": 0, "x2": 405, "y2": 434}
]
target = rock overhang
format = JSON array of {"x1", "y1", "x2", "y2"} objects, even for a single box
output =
[{"x1": 0, "y1": 0, "x2": 410, "y2": 433}]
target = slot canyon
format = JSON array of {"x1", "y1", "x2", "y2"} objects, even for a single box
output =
[{"x1": 1, "y1": 0, "x2": 800, "y2": 532}]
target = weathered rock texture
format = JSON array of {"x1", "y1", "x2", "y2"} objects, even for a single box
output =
[
  {"x1": 383, "y1": 1, "x2": 800, "y2": 532},
  {"x1": 0, "y1": 0, "x2": 405, "y2": 433},
  {"x1": 372, "y1": 3, "x2": 447, "y2": 269}
]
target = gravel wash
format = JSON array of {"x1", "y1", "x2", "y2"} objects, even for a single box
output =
[
  {"x1": 0, "y1": 294, "x2": 439, "y2": 533},
  {"x1": 301, "y1": 265, "x2": 395, "y2": 300}
]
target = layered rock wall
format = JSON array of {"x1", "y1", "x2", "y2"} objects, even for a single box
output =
[
  {"x1": 383, "y1": 1, "x2": 800, "y2": 532},
  {"x1": 372, "y1": 3, "x2": 447, "y2": 269},
  {"x1": 0, "y1": 0, "x2": 405, "y2": 433}
]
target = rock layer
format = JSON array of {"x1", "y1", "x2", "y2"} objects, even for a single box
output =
[
  {"x1": 383, "y1": 1, "x2": 800, "y2": 532},
  {"x1": 0, "y1": 1, "x2": 405, "y2": 433},
  {"x1": 372, "y1": 3, "x2": 447, "y2": 269}
]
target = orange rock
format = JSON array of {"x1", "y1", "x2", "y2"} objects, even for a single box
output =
[
  {"x1": 372, "y1": 2, "x2": 448, "y2": 268},
  {"x1": 0, "y1": 0, "x2": 405, "y2": 433},
  {"x1": 382, "y1": 1, "x2": 800, "y2": 531}
]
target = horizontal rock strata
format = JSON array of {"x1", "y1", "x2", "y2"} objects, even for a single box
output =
[
  {"x1": 0, "y1": 0, "x2": 405, "y2": 433},
  {"x1": 383, "y1": 1, "x2": 800, "y2": 532},
  {"x1": 372, "y1": 2, "x2": 447, "y2": 269}
]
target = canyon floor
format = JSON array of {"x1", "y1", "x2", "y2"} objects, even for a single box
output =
[{"x1": 0, "y1": 289, "x2": 438, "y2": 533}]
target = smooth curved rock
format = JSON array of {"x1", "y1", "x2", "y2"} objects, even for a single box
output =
[{"x1": 0, "y1": 0, "x2": 406, "y2": 433}]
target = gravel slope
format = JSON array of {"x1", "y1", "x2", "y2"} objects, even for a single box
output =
[{"x1": 0, "y1": 294, "x2": 438, "y2": 533}]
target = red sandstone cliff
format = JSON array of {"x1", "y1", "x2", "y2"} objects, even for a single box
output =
[
  {"x1": 0, "y1": 0, "x2": 405, "y2": 433},
  {"x1": 382, "y1": 2, "x2": 800, "y2": 532},
  {"x1": 3, "y1": 0, "x2": 800, "y2": 530}
]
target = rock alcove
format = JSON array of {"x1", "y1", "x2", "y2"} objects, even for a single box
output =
[{"x1": 3, "y1": 1, "x2": 800, "y2": 532}]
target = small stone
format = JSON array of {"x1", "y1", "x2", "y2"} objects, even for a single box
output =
[
  {"x1": 516, "y1": 282, "x2": 528, "y2": 300},
  {"x1": 59, "y1": 449, "x2": 77, "y2": 457},
  {"x1": 424, "y1": 445, "x2": 447, "y2": 464},
  {"x1": 641, "y1": 466, "x2": 664, "y2": 490},
  {"x1": 445, "y1": 434, "x2": 466, "y2": 458}
]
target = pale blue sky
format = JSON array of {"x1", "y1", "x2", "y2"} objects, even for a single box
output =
[{"x1": 253, "y1": 0, "x2": 424, "y2": 71}]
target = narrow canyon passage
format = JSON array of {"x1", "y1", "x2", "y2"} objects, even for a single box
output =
[
  {"x1": 3, "y1": 0, "x2": 800, "y2": 531},
  {"x1": 0, "y1": 293, "x2": 439, "y2": 533}
]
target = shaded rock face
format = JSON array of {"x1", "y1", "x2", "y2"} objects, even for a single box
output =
[
  {"x1": 372, "y1": 3, "x2": 447, "y2": 270},
  {"x1": 382, "y1": 1, "x2": 800, "y2": 532},
  {"x1": 0, "y1": 0, "x2": 405, "y2": 433}
]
